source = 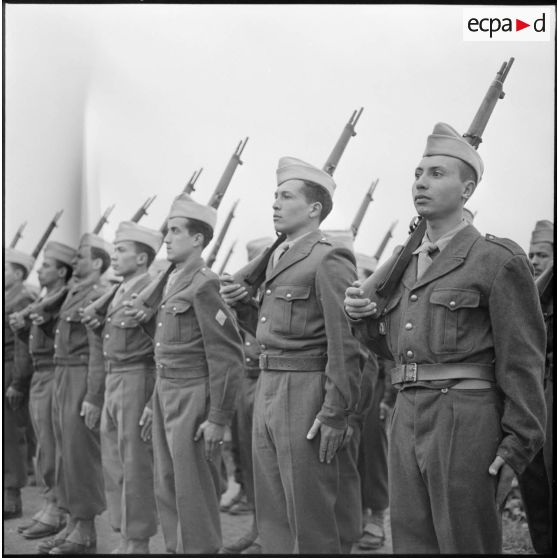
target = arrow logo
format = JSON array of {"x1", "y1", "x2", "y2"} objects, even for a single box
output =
[{"x1": 516, "y1": 18, "x2": 530, "y2": 31}]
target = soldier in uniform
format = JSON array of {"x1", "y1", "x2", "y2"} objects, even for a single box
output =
[
  {"x1": 220, "y1": 157, "x2": 362, "y2": 554},
  {"x1": 344, "y1": 123, "x2": 547, "y2": 553},
  {"x1": 518, "y1": 220, "x2": 554, "y2": 554},
  {"x1": 81, "y1": 221, "x2": 163, "y2": 554},
  {"x1": 222, "y1": 237, "x2": 273, "y2": 555},
  {"x1": 124, "y1": 193, "x2": 244, "y2": 554},
  {"x1": 10, "y1": 242, "x2": 76, "y2": 538},
  {"x1": 36, "y1": 233, "x2": 112, "y2": 555},
  {"x1": 4, "y1": 248, "x2": 37, "y2": 519}
]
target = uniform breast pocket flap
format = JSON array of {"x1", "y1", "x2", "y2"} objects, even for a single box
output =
[
  {"x1": 429, "y1": 288, "x2": 481, "y2": 354},
  {"x1": 164, "y1": 300, "x2": 194, "y2": 343},
  {"x1": 272, "y1": 285, "x2": 311, "y2": 337}
]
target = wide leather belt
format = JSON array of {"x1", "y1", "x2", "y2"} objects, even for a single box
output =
[
  {"x1": 391, "y1": 363, "x2": 495, "y2": 386},
  {"x1": 105, "y1": 360, "x2": 154, "y2": 374},
  {"x1": 155, "y1": 361, "x2": 208, "y2": 380},
  {"x1": 259, "y1": 354, "x2": 327, "y2": 372}
]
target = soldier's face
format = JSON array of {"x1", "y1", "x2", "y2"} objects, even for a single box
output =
[
  {"x1": 37, "y1": 257, "x2": 61, "y2": 288},
  {"x1": 272, "y1": 180, "x2": 317, "y2": 236},
  {"x1": 529, "y1": 242, "x2": 553, "y2": 278},
  {"x1": 72, "y1": 245, "x2": 95, "y2": 279},
  {"x1": 112, "y1": 241, "x2": 141, "y2": 277},
  {"x1": 412, "y1": 156, "x2": 474, "y2": 220},
  {"x1": 165, "y1": 217, "x2": 199, "y2": 263}
]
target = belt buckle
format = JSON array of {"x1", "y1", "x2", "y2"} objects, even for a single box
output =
[
  {"x1": 403, "y1": 363, "x2": 418, "y2": 383},
  {"x1": 259, "y1": 354, "x2": 268, "y2": 370}
]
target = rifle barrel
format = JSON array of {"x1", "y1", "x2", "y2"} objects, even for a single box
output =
[{"x1": 9, "y1": 222, "x2": 27, "y2": 248}]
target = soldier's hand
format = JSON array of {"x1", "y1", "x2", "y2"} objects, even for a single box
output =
[
  {"x1": 8, "y1": 312, "x2": 26, "y2": 332},
  {"x1": 379, "y1": 401, "x2": 391, "y2": 421},
  {"x1": 29, "y1": 311, "x2": 47, "y2": 326},
  {"x1": 139, "y1": 406, "x2": 153, "y2": 442},
  {"x1": 6, "y1": 386, "x2": 24, "y2": 410},
  {"x1": 80, "y1": 401, "x2": 101, "y2": 430},
  {"x1": 194, "y1": 420, "x2": 225, "y2": 461},
  {"x1": 344, "y1": 281, "x2": 378, "y2": 319},
  {"x1": 307, "y1": 418, "x2": 346, "y2": 464},
  {"x1": 219, "y1": 275, "x2": 249, "y2": 307},
  {"x1": 341, "y1": 424, "x2": 354, "y2": 449},
  {"x1": 123, "y1": 294, "x2": 152, "y2": 323},
  {"x1": 81, "y1": 306, "x2": 102, "y2": 329},
  {"x1": 489, "y1": 455, "x2": 515, "y2": 511}
]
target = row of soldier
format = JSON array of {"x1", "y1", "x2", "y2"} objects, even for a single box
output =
[{"x1": 4, "y1": 58, "x2": 554, "y2": 555}]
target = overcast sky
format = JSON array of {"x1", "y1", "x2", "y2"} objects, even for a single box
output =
[{"x1": 5, "y1": 4, "x2": 555, "y2": 284}]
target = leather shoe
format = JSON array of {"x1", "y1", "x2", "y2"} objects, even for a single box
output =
[
  {"x1": 4, "y1": 489, "x2": 22, "y2": 519},
  {"x1": 228, "y1": 500, "x2": 254, "y2": 515},
  {"x1": 38, "y1": 536, "x2": 67, "y2": 555},
  {"x1": 127, "y1": 538, "x2": 149, "y2": 553},
  {"x1": 23, "y1": 520, "x2": 65, "y2": 540},
  {"x1": 49, "y1": 540, "x2": 97, "y2": 555},
  {"x1": 242, "y1": 542, "x2": 262, "y2": 554},
  {"x1": 222, "y1": 534, "x2": 256, "y2": 554},
  {"x1": 18, "y1": 519, "x2": 37, "y2": 533}
]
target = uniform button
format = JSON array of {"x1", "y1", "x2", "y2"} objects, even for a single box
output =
[
  {"x1": 56, "y1": 329, "x2": 60, "y2": 334},
  {"x1": 161, "y1": 304, "x2": 165, "y2": 309},
  {"x1": 261, "y1": 317, "x2": 267, "y2": 323},
  {"x1": 107, "y1": 318, "x2": 111, "y2": 323},
  {"x1": 265, "y1": 289, "x2": 271, "y2": 295},
  {"x1": 103, "y1": 351, "x2": 107, "y2": 356},
  {"x1": 405, "y1": 322, "x2": 413, "y2": 330},
  {"x1": 105, "y1": 334, "x2": 110, "y2": 339},
  {"x1": 245, "y1": 341, "x2": 251, "y2": 346},
  {"x1": 121, "y1": 321, "x2": 125, "y2": 326},
  {"x1": 286, "y1": 293, "x2": 292, "y2": 299},
  {"x1": 156, "y1": 342, "x2": 160, "y2": 347},
  {"x1": 66, "y1": 317, "x2": 71, "y2": 321},
  {"x1": 173, "y1": 306, "x2": 177, "y2": 311},
  {"x1": 246, "y1": 357, "x2": 251, "y2": 362},
  {"x1": 441, "y1": 388, "x2": 448, "y2": 394},
  {"x1": 202, "y1": 267, "x2": 206, "y2": 271},
  {"x1": 54, "y1": 344, "x2": 57, "y2": 349},
  {"x1": 410, "y1": 294, "x2": 418, "y2": 302},
  {"x1": 158, "y1": 322, "x2": 163, "y2": 327},
  {"x1": 260, "y1": 344, "x2": 266, "y2": 350},
  {"x1": 29, "y1": 335, "x2": 33, "y2": 340},
  {"x1": 449, "y1": 301, "x2": 456, "y2": 308},
  {"x1": 406, "y1": 350, "x2": 414, "y2": 358}
]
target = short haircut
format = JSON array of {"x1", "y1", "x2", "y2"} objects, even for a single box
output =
[
  {"x1": 132, "y1": 241, "x2": 157, "y2": 267},
  {"x1": 184, "y1": 218, "x2": 214, "y2": 249},
  {"x1": 10, "y1": 262, "x2": 29, "y2": 281},
  {"x1": 90, "y1": 246, "x2": 111, "y2": 274},
  {"x1": 53, "y1": 259, "x2": 73, "y2": 282},
  {"x1": 301, "y1": 181, "x2": 333, "y2": 222},
  {"x1": 457, "y1": 159, "x2": 478, "y2": 186}
]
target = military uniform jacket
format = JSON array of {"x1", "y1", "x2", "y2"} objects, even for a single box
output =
[
  {"x1": 100, "y1": 273, "x2": 155, "y2": 365},
  {"x1": 150, "y1": 256, "x2": 243, "y2": 426},
  {"x1": 350, "y1": 224, "x2": 546, "y2": 474},
  {"x1": 4, "y1": 283, "x2": 36, "y2": 392},
  {"x1": 53, "y1": 276, "x2": 109, "y2": 407},
  {"x1": 235, "y1": 229, "x2": 362, "y2": 430}
]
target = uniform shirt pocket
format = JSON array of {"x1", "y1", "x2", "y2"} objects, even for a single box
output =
[
  {"x1": 163, "y1": 300, "x2": 195, "y2": 344},
  {"x1": 270, "y1": 285, "x2": 311, "y2": 338},
  {"x1": 109, "y1": 317, "x2": 138, "y2": 353},
  {"x1": 429, "y1": 288, "x2": 481, "y2": 354}
]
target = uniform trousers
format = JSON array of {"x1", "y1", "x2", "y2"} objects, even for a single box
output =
[
  {"x1": 28, "y1": 368, "x2": 63, "y2": 524},
  {"x1": 253, "y1": 370, "x2": 342, "y2": 554},
  {"x1": 101, "y1": 368, "x2": 157, "y2": 540},
  {"x1": 4, "y1": 359, "x2": 29, "y2": 491},
  {"x1": 518, "y1": 379, "x2": 553, "y2": 554},
  {"x1": 390, "y1": 387, "x2": 503, "y2": 554},
  {"x1": 52, "y1": 365, "x2": 106, "y2": 519},
  {"x1": 231, "y1": 373, "x2": 258, "y2": 506},
  {"x1": 358, "y1": 371, "x2": 389, "y2": 512},
  {"x1": 152, "y1": 375, "x2": 223, "y2": 554}
]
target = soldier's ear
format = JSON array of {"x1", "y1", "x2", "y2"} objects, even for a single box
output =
[
  {"x1": 136, "y1": 252, "x2": 148, "y2": 267},
  {"x1": 463, "y1": 181, "x2": 476, "y2": 201},
  {"x1": 309, "y1": 201, "x2": 323, "y2": 220}
]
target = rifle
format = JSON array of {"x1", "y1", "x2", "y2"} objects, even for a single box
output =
[
  {"x1": 323, "y1": 107, "x2": 364, "y2": 175},
  {"x1": 351, "y1": 179, "x2": 379, "y2": 238},
  {"x1": 184, "y1": 168, "x2": 203, "y2": 195},
  {"x1": 235, "y1": 109, "x2": 362, "y2": 295},
  {"x1": 206, "y1": 200, "x2": 239, "y2": 269},
  {"x1": 92, "y1": 205, "x2": 115, "y2": 235},
  {"x1": 207, "y1": 138, "x2": 249, "y2": 209},
  {"x1": 218, "y1": 240, "x2": 236, "y2": 275},
  {"x1": 373, "y1": 220, "x2": 398, "y2": 262},
  {"x1": 372, "y1": 58, "x2": 515, "y2": 307},
  {"x1": 9, "y1": 222, "x2": 27, "y2": 248},
  {"x1": 32, "y1": 210, "x2": 64, "y2": 259},
  {"x1": 130, "y1": 196, "x2": 156, "y2": 223}
]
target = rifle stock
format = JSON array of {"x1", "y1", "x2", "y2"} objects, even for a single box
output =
[
  {"x1": 207, "y1": 138, "x2": 248, "y2": 209},
  {"x1": 9, "y1": 222, "x2": 27, "y2": 248}
]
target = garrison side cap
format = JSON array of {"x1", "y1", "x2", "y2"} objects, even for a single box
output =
[
  {"x1": 114, "y1": 221, "x2": 163, "y2": 253},
  {"x1": 277, "y1": 156, "x2": 336, "y2": 200},
  {"x1": 167, "y1": 193, "x2": 217, "y2": 231},
  {"x1": 5, "y1": 248, "x2": 35, "y2": 274},
  {"x1": 43, "y1": 241, "x2": 77, "y2": 266},
  {"x1": 531, "y1": 220, "x2": 554, "y2": 245},
  {"x1": 423, "y1": 122, "x2": 484, "y2": 182}
]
